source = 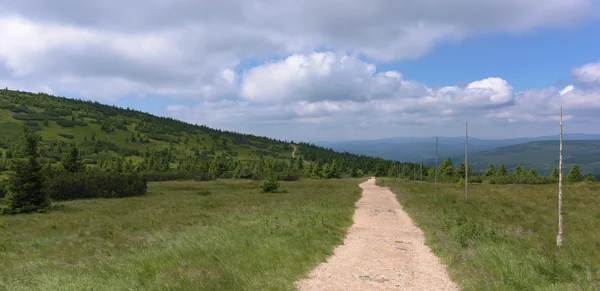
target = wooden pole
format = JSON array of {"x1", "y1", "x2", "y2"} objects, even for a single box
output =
[
  {"x1": 465, "y1": 121, "x2": 469, "y2": 201},
  {"x1": 420, "y1": 149, "x2": 423, "y2": 182},
  {"x1": 435, "y1": 136, "x2": 438, "y2": 190},
  {"x1": 557, "y1": 105, "x2": 564, "y2": 246}
]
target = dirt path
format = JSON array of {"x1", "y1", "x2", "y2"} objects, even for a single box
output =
[
  {"x1": 291, "y1": 144, "x2": 297, "y2": 158},
  {"x1": 295, "y1": 177, "x2": 458, "y2": 291}
]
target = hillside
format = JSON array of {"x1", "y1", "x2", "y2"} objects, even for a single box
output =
[
  {"x1": 425, "y1": 140, "x2": 600, "y2": 177},
  {"x1": 0, "y1": 89, "x2": 398, "y2": 174},
  {"x1": 318, "y1": 134, "x2": 600, "y2": 162}
]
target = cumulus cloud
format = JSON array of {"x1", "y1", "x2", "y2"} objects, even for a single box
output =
[
  {"x1": 1, "y1": 0, "x2": 597, "y2": 100},
  {"x1": 572, "y1": 60, "x2": 600, "y2": 85},
  {"x1": 1, "y1": 0, "x2": 600, "y2": 139}
]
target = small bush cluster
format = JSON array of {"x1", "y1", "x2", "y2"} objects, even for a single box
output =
[
  {"x1": 142, "y1": 170, "x2": 214, "y2": 182},
  {"x1": 56, "y1": 119, "x2": 88, "y2": 128},
  {"x1": 488, "y1": 175, "x2": 557, "y2": 185},
  {"x1": 45, "y1": 170, "x2": 147, "y2": 200}
]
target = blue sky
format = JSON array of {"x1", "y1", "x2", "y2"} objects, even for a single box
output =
[{"x1": 1, "y1": 0, "x2": 600, "y2": 142}]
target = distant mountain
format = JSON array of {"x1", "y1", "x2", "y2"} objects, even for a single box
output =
[
  {"x1": 424, "y1": 140, "x2": 600, "y2": 176},
  {"x1": 317, "y1": 134, "x2": 600, "y2": 162}
]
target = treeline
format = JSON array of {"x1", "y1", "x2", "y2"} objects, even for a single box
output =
[
  {"x1": 1, "y1": 127, "x2": 147, "y2": 214},
  {"x1": 93, "y1": 150, "x2": 412, "y2": 182},
  {"x1": 383, "y1": 158, "x2": 596, "y2": 185}
]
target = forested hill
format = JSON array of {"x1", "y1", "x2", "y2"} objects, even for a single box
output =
[{"x1": 0, "y1": 89, "x2": 403, "y2": 177}]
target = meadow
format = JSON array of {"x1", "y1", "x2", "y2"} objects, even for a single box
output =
[
  {"x1": 378, "y1": 179, "x2": 600, "y2": 291},
  {"x1": 0, "y1": 178, "x2": 364, "y2": 290}
]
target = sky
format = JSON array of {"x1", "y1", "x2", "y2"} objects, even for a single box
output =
[{"x1": 1, "y1": 1, "x2": 600, "y2": 142}]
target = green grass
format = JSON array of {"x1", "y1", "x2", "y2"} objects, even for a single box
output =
[
  {"x1": 0, "y1": 178, "x2": 364, "y2": 290},
  {"x1": 378, "y1": 179, "x2": 600, "y2": 291}
]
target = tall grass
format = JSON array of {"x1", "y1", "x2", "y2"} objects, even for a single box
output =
[
  {"x1": 378, "y1": 179, "x2": 600, "y2": 290},
  {"x1": 0, "y1": 179, "x2": 364, "y2": 290}
]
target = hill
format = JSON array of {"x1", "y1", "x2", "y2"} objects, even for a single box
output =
[
  {"x1": 0, "y1": 89, "x2": 400, "y2": 176},
  {"x1": 318, "y1": 134, "x2": 600, "y2": 162},
  {"x1": 424, "y1": 140, "x2": 600, "y2": 177}
]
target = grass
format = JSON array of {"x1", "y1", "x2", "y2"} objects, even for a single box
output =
[
  {"x1": 377, "y1": 178, "x2": 600, "y2": 291},
  {"x1": 0, "y1": 178, "x2": 364, "y2": 290}
]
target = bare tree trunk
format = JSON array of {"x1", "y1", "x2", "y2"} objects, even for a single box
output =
[
  {"x1": 465, "y1": 121, "x2": 468, "y2": 201},
  {"x1": 435, "y1": 136, "x2": 438, "y2": 191},
  {"x1": 557, "y1": 105, "x2": 564, "y2": 246},
  {"x1": 420, "y1": 149, "x2": 422, "y2": 182}
]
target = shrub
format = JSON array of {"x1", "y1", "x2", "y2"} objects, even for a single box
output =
[
  {"x1": 0, "y1": 182, "x2": 5, "y2": 198},
  {"x1": 58, "y1": 133, "x2": 75, "y2": 139},
  {"x1": 141, "y1": 170, "x2": 214, "y2": 182},
  {"x1": 44, "y1": 170, "x2": 147, "y2": 201},
  {"x1": 197, "y1": 190, "x2": 211, "y2": 196},
  {"x1": 261, "y1": 176, "x2": 280, "y2": 193},
  {"x1": 56, "y1": 119, "x2": 88, "y2": 128}
]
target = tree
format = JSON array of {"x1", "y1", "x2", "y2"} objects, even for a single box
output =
[
  {"x1": 3, "y1": 126, "x2": 50, "y2": 214},
  {"x1": 497, "y1": 163, "x2": 508, "y2": 176},
  {"x1": 584, "y1": 172, "x2": 596, "y2": 182},
  {"x1": 439, "y1": 158, "x2": 454, "y2": 176},
  {"x1": 566, "y1": 164, "x2": 583, "y2": 183},
  {"x1": 551, "y1": 167, "x2": 559, "y2": 179},
  {"x1": 375, "y1": 161, "x2": 386, "y2": 177},
  {"x1": 528, "y1": 168, "x2": 538, "y2": 177},
  {"x1": 62, "y1": 143, "x2": 86, "y2": 173},
  {"x1": 484, "y1": 163, "x2": 496, "y2": 177},
  {"x1": 513, "y1": 165, "x2": 526, "y2": 176}
]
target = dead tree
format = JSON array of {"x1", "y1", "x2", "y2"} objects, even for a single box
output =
[
  {"x1": 435, "y1": 136, "x2": 438, "y2": 190},
  {"x1": 465, "y1": 121, "x2": 469, "y2": 201},
  {"x1": 557, "y1": 105, "x2": 564, "y2": 247}
]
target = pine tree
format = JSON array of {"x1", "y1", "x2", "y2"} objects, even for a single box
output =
[
  {"x1": 375, "y1": 161, "x2": 386, "y2": 177},
  {"x1": 566, "y1": 164, "x2": 583, "y2": 183},
  {"x1": 484, "y1": 163, "x2": 496, "y2": 176},
  {"x1": 528, "y1": 168, "x2": 538, "y2": 177},
  {"x1": 439, "y1": 158, "x2": 454, "y2": 176},
  {"x1": 584, "y1": 172, "x2": 596, "y2": 182},
  {"x1": 497, "y1": 162, "x2": 508, "y2": 176},
  {"x1": 3, "y1": 126, "x2": 50, "y2": 214},
  {"x1": 551, "y1": 167, "x2": 559, "y2": 179},
  {"x1": 513, "y1": 165, "x2": 526, "y2": 176},
  {"x1": 62, "y1": 143, "x2": 85, "y2": 173}
]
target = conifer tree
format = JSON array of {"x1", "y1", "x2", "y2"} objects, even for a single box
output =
[
  {"x1": 551, "y1": 167, "x2": 559, "y2": 179},
  {"x1": 566, "y1": 164, "x2": 583, "y2": 183},
  {"x1": 528, "y1": 168, "x2": 538, "y2": 177},
  {"x1": 484, "y1": 163, "x2": 496, "y2": 176},
  {"x1": 497, "y1": 162, "x2": 508, "y2": 176},
  {"x1": 584, "y1": 172, "x2": 596, "y2": 182},
  {"x1": 62, "y1": 143, "x2": 85, "y2": 173},
  {"x1": 3, "y1": 126, "x2": 50, "y2": 214}
]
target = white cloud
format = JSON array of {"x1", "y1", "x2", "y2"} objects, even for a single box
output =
[
  {"x1": 1, "y1": 0, "x2": 600, "y2": 139},
  {"x1": 572, "y1": 60, "x2": 600, "y2": 84}
]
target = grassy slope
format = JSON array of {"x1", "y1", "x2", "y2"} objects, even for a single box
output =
[
  {"x1": 378, "y1": 179, "x2": 600, "y2": 290},
  {"x1": 0, "y1": 178, "x2": 364, "y2": 290},
  {"x1": 0, "y1": 90, "x2": 295, "y2": 163},
  {"x1": 433, "y1": 140, "x2": 600, "y2": 177}
]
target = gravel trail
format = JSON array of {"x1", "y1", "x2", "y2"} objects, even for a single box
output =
[{"x1": 295, "y1": 177, "x2": 459, "y2": 291}]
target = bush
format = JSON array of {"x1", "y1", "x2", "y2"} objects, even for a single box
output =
[
  {"x1": 197, "y1": 190, "x2": 211, "y2": 196},
  {"x1": 56, "y1": 119, "x2": 88, "y2": 128},
  {"x1": 141, "y1": 170, "x2": 214, "y2": 182},
  {"x1": 261, "y1": 176, "x2": 280, "y2": 193},
  {"x1": 487, "y1": 175, "x2": 557, "y2": 185},
  {"x1": 58, "y1": 133, "x2": 75, "y2": 139},
  {"x1": 44, "y1": 170, "x2": 147, "y2": 201},
  {"x1": 0, "y1": 182, "x2": 5, "y2": 198}
]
